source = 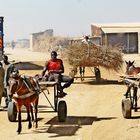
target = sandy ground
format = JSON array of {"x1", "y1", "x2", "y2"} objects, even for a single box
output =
[{"x1": 1, "y1": 48, "x2": 140, "y2": 140}]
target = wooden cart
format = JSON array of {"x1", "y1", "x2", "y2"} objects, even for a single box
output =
[{"x1": 120, "y1": 75, "x2": 140, "y2": 118}]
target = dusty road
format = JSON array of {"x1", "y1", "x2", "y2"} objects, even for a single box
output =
[{"x1": 1, "y1": 48, "x2": 140, "y2": 140}]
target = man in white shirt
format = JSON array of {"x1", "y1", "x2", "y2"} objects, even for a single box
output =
[{"x1": 81, "y1": 36, "x2": 93, "y2": 45}]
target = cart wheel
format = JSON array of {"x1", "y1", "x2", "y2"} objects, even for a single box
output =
[
  {"x1": 94, "y1": 67, "x2": 101, "y2": 83},
  {"x1": 58, "y1": 101, "x2": 67, "y2": 122},
  {"x1": 122, "y1": 99, "x2": 132, "y2": 119},
  {"x1": 7, "y1": 101, "x2": 17, "y2": 122}
]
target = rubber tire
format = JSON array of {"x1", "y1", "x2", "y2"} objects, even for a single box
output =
[
  {"x1": 58, "y1": 101, "x2": 67, "y2": 122},
  {"x1": 8, "y1": 101, "x2": 17, "y2": 122},
  {"x1": 122, "y1": 99, "x2": 132, "y2": 119}
]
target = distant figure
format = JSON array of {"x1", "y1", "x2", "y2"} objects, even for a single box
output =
[
  {"x1": 1, "y1": 55, "x2": 15, "y2": 108},
  {"x1": 11, "y1": 40, "x2": 15, "y2": 50},
  {"x1": 82, "y1": 35, "x2": 93, "y2": 45},
  {"x1": 81, "y1": 35, "x2": 94, "y2": 57},
  {"x1": 0, "y1": 62, "x2": 5, "y2": 107}
]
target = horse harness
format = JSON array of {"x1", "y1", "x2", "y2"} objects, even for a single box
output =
[{"x1": 11, "y1": 76, "x2": 40, "y2": 99}]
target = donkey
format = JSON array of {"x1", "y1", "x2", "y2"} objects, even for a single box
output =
[
  {"x1": 69, "y1": 66, "x2": 85, "y2": 81},
  {"x1": 125, "y1": 60, "x2": 140, "y2": 75}
]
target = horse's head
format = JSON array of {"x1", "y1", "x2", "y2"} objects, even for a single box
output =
[
  {"x1": 125, "y1": 60, "x2": 135, "y2": 75},
  {"x1": 10, "y1": 67, "x2": 20, "y2": 79},
  {"x1": 8, "y1": 70, "x2": 20, "y2": 97}
]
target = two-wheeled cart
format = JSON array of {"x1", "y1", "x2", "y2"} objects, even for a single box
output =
[
  {"x1": 121, "y1": 75, "x2": 140, "y2": 118},
  {"x1": 39, "y1": 81, "x2": 67, "y2": 122}
]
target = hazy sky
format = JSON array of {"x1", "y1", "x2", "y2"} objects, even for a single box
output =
[{"x1": 0, "y1": 0, "x2": 140, "y2": 41}]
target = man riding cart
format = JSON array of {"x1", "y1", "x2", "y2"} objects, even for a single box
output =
[{"x1": 41, "y1": 51, "x2": 74, "y2": 98}]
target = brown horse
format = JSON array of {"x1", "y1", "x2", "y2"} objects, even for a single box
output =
[
  {"x1": 9, "y1": 73, "x2": 40, "y2": 134},
  {"x1": 69, "y1": 66, "x2": 85, "y2": 81},
  {"x1": 125, "y1": 60, "x2": 140, "y2": 75}
]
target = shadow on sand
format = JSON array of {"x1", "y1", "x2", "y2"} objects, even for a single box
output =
[
  {"x1": 33, "y1": 116, "x2": 116, "y2": 137},
  {"x1": 14, "y1": 61, "x2": 43, "y2": 70},
  {"x1": 74, "y1": 78, "x2": 124, "y2": 85}
]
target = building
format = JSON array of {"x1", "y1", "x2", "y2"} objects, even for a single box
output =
[
  {"x1": 30, "y1": 29, "x2": 70, "y2": 52},
  {"x1": 30, "y1": 29, "x2": 53, "y2": 51},
  {"x1": 91, "y1": 23, "x2": 140, "y2": 54},
  {"x1": 15, "y1": 39, "x2": 29, "y2": 48}
]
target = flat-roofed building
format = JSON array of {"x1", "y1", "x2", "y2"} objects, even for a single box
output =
[{"x1": 91, "y1": 23, "x2": 140, "y2": 54}]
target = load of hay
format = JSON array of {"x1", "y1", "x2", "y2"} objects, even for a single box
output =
[{"x1": 65, "y1": 43, "x2": 123, "y2": 72}]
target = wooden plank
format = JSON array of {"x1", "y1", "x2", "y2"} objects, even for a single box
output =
[
  {"x1": 39, "y1": 81, "x2": 57, "y2": 87},
  {"x1": 123, "y1": 78, "x2": 140, "y2": 86},
  {"x1": 74, "y1": 76, "x2": 95, "y2": 78},
  {"x1": 119, "y1": 74, "x2": 140, "y2": 79}
]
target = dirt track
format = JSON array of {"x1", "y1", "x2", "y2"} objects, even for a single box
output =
[{"x1": 1, "y1": 48, "x2": 140, "y2": 140}]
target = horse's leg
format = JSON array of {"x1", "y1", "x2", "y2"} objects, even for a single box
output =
[
  {"x1": 34, "y1": 98, "x2": 38, "y2": 128},
  {"x1": 79, "y1": 67, "x2": 83, "y2": 81},
  {"x1": 74, "y1": 66, "x2": 78, "y2": 80},
  {"x1": 31, "y1": 104, "x2": 34, "y2": 121},
  {"x1": 69, "y1": 66, "x2": 77, "y2": 79},
  {"x1": 27, "y1": 106, "x2": 32, "y2": 129},
  {"x1": 0, "y1": 90, "x2": 2, "y2": 106},
  {"x1": 124, "y1": 85, "x2": 131, "y2": 97},
  {"x1": 25, "y1": 105, "x2": 34, "y2": 121},
  {"x1": 17, "y1": 108, "x2": 22, "y2": 134},
  {"x1": 133, "y1": 86, "x2": 138, "y2": 112},
  {"x1": 82, "y1": 67, "x2": 85, "y2": 81}
]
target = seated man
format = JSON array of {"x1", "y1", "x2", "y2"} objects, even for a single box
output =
[{"x1": 41, "y1": 51, "x2": 74, "y2": 97}]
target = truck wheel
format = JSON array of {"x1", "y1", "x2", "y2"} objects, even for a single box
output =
[
  {"x1": 122, "y1": 99, "x2": 131, "y2": 119},
  {"x1": 58, "y1": 101, "x2": 67, "y2": 122},
  {"x1": 7, "y1": 101, "x2": 17, "y2": 122}
]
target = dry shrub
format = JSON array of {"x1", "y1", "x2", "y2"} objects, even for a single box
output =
[{"x1": 64, "y1": 43, "x2": 123, "y2": 72}]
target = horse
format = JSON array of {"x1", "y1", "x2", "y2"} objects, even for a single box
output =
[
  {"x1": 9, "y1": 72, "x2": 40, "y2": 134},
  {"x1": 69, "y1": 65, "x2": 101, "y2": 82},
  {"x1": 125, "y1": 60, "x2": 140, "y2": 75},
  {"x1": 69, "y1": 66, "x2": 85, "y2": 81}
]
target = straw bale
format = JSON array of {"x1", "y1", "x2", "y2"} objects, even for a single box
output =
[{"x1": 65, "y1": 43, "x2": 123, "y2": 72}]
